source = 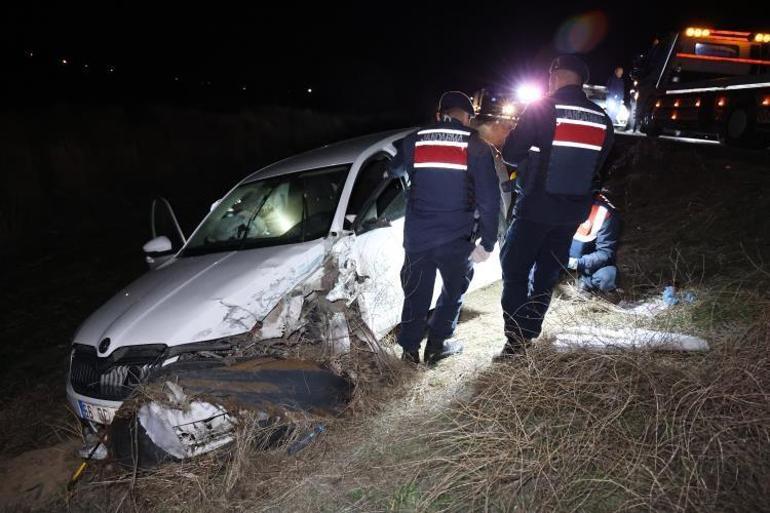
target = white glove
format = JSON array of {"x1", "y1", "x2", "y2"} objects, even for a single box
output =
[
  {"x1": 567, "y1": 257, "x2": 579, "y2": 270},
  {"x1": 471, "y1": 245, "x2": 491, "y2": 263}
]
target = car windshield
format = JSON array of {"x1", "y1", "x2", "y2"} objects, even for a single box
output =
[{"x1": 181, "y1": 165, "x2": 349, "y2": 256}]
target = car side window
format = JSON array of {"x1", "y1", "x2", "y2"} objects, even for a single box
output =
[
  {"x1": 357, "y1": 178, "x2": 407, "y2": 234},
  {"x1": 346, "y1": 157, "x2": 389, "y2": 216}
]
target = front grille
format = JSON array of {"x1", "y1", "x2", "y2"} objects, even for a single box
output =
[{"x1": 70, "y1": 344, "x2": 167, "y2": 401}]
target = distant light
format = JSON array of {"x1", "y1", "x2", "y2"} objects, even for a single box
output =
[
  {"x1": 61, "y1": 58, "x2": 68, "y2": 65},
  {"x1": 242, "y1": 85, "x2": 247, "y2": 91},
  {"x1": 307, "y1": 88, "x2": 313, "y2": 93},
  {"x1": 516, "y1": 83, "x2": 543, "y2": 104},
  {"x1": 25, "y1": 50, "x2": 35, "y2": 58},
  {"x1": 501, "y1": 103, "x2": 516, "y2": 116},
  {"x1": 107, "y1": 65, "x2": 116, "y2": 73},
  {"x1": 83, "y1": 64, "x2": 89, "y2": 70},
  {"x1": 717, "y1": 97, "x2": 727, "y2": 108},
  {"x1": 174, "y1": 76, "x2": 180, "y2": 81}
]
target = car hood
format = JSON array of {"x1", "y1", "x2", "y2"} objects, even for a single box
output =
[{"x1": 74, "y1": 240, "x2": 326, "y2": 356}]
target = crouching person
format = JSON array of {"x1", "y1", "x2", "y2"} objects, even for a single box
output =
[
  {"x1": 389, "y1": 91, "x2": 500, "y2": 365},
  {"x1": 568, "y1": 192, "x2": 620, "y2": 292}
]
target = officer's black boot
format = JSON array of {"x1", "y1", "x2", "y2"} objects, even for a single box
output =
[
  {"x1": 401, "y1": 348, "x2": 420, "y2": 364},
  {"x1": 492, "y1": 337, "x2": 531, "y2": 363},
  {"x1": 424, "y1": 338, "x2": 464, "y2": 366}
]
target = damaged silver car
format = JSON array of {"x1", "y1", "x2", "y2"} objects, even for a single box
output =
[{"x1": 66, "y1": 129, "x2": 503, "y2": 460}]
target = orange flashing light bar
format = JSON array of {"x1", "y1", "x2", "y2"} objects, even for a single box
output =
[
  {"x1": 712, "y1": 30, "x2": 751, "y2": 37},
  {"x1": 685, "y1": 27, "x2": 711, "y2": 37},
  {"x1": 677, "y1": 53, "x2": 770, "y2": 66},
  {"x1": 685, "y1": 27, "x2": 769, "y2": 42}
]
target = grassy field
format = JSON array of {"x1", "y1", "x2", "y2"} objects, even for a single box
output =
[{"x1": 1, "y1": 135, "x2": 769, "y2": 512}]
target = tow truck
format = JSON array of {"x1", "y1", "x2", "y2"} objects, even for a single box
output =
[{"x1": 632, "y1": 26, "x2": 770, "y2": 147}]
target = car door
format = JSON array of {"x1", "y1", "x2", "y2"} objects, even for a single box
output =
[{"x1": 342, "y1": 154, "x2": 408, "y2": 340}]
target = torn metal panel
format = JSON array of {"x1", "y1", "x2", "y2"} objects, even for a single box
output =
[
  {"x1": 73, "y1": 240, "x2": 326, "y2": 354},
  {"x1": 137, "y1": 401, "x2": 236, "y2": 460},
  {"x1": 552, "y1": 326, "x2": 710, "y2": 352},
  {"x1": 256, "y1": 292, "x2": 305, "y2": 340},
  {"x1": 326, "y1": 312, "x2": 351, "y2": 355},
  {"x1": 111, "y1": 358, "x2": 351, "y2": 464},
  {"x1": 345, "y1": 222, "x2": 406, "y2": 340}
]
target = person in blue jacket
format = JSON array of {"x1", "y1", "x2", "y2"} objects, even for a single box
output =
[
  {"x1": 389, "y1": 91, "x2": 500, "y2": 365},
  {"x1": 497, "y1": 55, "x2": 614, "y2": 360},
  {"x1": 567, "y1": 193, "x2": 620, "y2": 292},
  {"x1": 606, "y1": 66, "x2": 626, "y2": 125}
]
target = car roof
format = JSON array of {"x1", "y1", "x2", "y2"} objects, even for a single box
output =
[{"x1": 242, "y1": 128, "x2": 412, "y2": 183}]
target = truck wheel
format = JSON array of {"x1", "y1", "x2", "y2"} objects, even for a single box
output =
[
  {"x1": 643, "y1": 118, "x2": 661, "y2": 137},
  {"x1": 724, "y1": 107, "x2": 758, "y2": 148}
]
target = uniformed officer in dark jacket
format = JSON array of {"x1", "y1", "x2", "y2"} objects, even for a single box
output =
[
  {"x1": 568, "y1": 192, "x2": 621, "y2": 292},
  {"x1": 497, "y1": 55, "x2": 614, "y2": 359},
  {"x1": 389, "y1": 91, "x2": 500, "y2": 365}
]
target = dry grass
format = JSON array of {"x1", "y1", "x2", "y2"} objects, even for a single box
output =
[
  {"x1": 30, "y1": 139, "x2": 770, "y2": 512},
  {"x1": 412, "y1": 318, "x2": 770, "y2": 513}
]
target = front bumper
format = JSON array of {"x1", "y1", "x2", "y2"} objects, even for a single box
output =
[{"x1": 66, "y1": 382, "x2": 123, "y2": 425}]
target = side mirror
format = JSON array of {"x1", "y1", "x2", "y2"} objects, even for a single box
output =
[
  {"x1": 143, "y1": 236, "x2": 173, "y2": 254},
  {"x1": 143, "y1": 236, "x2": 175, "y2": 269}
]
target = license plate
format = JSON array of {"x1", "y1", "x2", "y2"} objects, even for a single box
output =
[{"x1": 78, "y1": 400, "x2": 117, "y2": 425}]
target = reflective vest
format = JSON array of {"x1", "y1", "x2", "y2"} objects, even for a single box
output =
[
  {"x1": 574, "y1": 203, "x2": 610, "y2": 243},
  {"x1": 545, "y1": 104, "x2": 609, "y2": 196},
  {"x1": 410, "y1": 126, "x2": 474, "y2": 212}
]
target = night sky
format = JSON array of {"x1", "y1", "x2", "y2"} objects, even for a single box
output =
[{"x1": 0, "y1": 1, "x2": 761, "y2": 116}]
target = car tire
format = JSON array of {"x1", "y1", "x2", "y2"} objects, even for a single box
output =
[
  {"x1": 640, "y1": 109, "x2": 661, "y2": 138},
  {"x1": 724, "y1": 106, "x2": 758, "y2": 148}
]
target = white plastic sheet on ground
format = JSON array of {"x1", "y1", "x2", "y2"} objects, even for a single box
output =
[
  {"x1": 552, "y1": 326, "x2": 709, "y2": 352},
  {"x1": 617, "y1": 298, "x2": 673, "y2": 317}
]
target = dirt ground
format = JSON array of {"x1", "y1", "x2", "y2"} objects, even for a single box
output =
[{"x1": 0, "y1": 440, "x2": 81, "y2": 512}]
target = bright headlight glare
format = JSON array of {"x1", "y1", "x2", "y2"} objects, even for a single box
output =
[{"x1": 516, "y1": 84, "x2": 543, "y2": 104}]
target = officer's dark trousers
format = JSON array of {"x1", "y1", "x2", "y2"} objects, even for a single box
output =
[
  {"x1": 501, "y1": 218, "x2": 578, "y2": 341},
  {"x1": 398, "y1": 238, "x2": 475, "y2": 351}
]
